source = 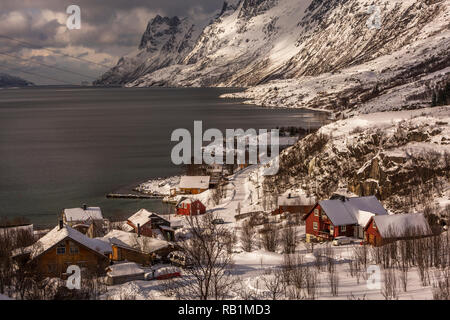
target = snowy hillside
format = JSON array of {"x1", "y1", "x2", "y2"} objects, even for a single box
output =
[
  {"x1": 96, "y1": 0, "x2": 449, "y2": 114},
  {"x1": 259, "y1": 106, "x2": 450, "y2": 217},
  {"x1": 223, "y1": 27, "x2": 450, "y2": 115}
]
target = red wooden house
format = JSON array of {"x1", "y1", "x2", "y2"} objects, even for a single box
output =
[
  {"x1": 364, "y1": 213, "x2": 432, "y2": 246},
  {"x1": 176, "y1": 198, "x2": 206, "y2": 216},
  {"x1": 303, "y1": 196, "x2": 388, "y2": 243}
]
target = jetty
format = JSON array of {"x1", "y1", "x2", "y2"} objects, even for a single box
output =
[{"x1": 106, "y1": 193, "x2": 164, "y2": 199}]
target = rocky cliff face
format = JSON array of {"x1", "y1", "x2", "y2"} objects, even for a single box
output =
[{"x1": 93, "y1": 15, "x2": 209, "y2": 86}]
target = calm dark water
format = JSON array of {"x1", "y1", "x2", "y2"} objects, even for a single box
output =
[{"x1": 0, "y1": 87, "x2": 326, "y2": 228}]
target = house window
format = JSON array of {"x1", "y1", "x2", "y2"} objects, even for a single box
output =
[
  {"x1": 314, "y1": 209, "x2": 319, "y2": 216},
  {"x1": 322, "y1": 214, "x2": 327, "y2": 220},
  {"x1": 373, "y1": 222, "x2": 377, "y2": 229},
  {"x1": 341, "y1": 226, "x2": 346, "y2": 232},
  {"x1": 56, "y1": 243, "x2": 66, "y2": 255},
  {"x1": 313, "y1": 222, "x2": 318, "y2": 230},
  {"x1": 70, "y1": 245, "x2": 79, "y2": 255}
]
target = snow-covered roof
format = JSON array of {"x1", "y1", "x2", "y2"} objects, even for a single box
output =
[
  {"x1": 100, "y1": 229, "x2": 171, "y2": 254},
  {"x1": 24, "y1": 225, "x2": 111, "y2": 259},
  {"x1": 278, "y1": 191, "x2": 316, "y2": 206},
  {"x1": 319, "y1": 196, "x2": 388, "y2": 227},
  {"x1": 179, "y1": 176, "x2": 210, "y2": 189},
  {"x1": 356, "y1": 210, "x2": 375, "y2": 228},
  {"x1": 122, "y1": 223, "x2": 134, "y2": 232},
  {"x1": 64, "y1": 207, "x2": 103, "y2": 222},
  {"x1": 373, "y1": 213, "x2": 432, "y2": 238},
  {"x1": 106, "y1": 262, "x2": 144, "y2": 277},
  {"x1": 346, "y1": 196, "x2": 388, "y2": 216},
  {"x1": 127, "y1": 208, "x2": 153, "y2": 227},
  {"x1": 319, "y1": 200, "x2": 358, "y2": 226},
  {"x1": 177, "y1": 197, "x2": 204, "y2": 207},
  {"x1": 127, "y1": 209, "x2": 169, "y2": 228}
]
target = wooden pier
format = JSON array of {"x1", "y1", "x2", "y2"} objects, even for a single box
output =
[{"x1": 106, "y1": 193, "x2": 164, "y2": 199}]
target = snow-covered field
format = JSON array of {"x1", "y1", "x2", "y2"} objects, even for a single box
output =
[{"x1": 105, "y1": 230, "x2": 445, "y2": 300}]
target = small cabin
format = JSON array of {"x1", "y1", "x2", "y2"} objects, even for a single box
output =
[
  {"x1": 63, "y1": 205, "x2": 106, "y2": 236},
  {"x1": 364, "y1": 213, "x2": 432, "y2": 246},
  {"x1": 176, "y1": 198, "x2": 206, "y2": 216},
  {"x1": 272, "y1": 192, "x2": 315, "y2": 216},
  {"x1": 178, "y1": 176, "x2": 210, "y2": 195},
  {"x1": 125, "y1": 209, "x2": 174, "y2": 241}
]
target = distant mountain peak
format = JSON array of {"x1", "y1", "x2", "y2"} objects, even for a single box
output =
[
  {"x1": 0, "y1": 73, "x2": 34, "y2": 87},
  {"x1": 139, "y1": 15, "x2": 183, "y2": 50}
]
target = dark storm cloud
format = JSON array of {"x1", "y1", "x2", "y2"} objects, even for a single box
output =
[{"x1": 0, "y1": 0, "x2": 225, "y2": 84}]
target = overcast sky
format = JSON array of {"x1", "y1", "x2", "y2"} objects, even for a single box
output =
[{"x1": 0, "y1": 0, "x2": 224, "y2": 84}]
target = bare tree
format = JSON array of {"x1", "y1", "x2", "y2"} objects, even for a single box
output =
[
  {"x1": 382, "y1": 268, "x2": 398, "y2": 300},
  {"x1": 262, "y1": 268, "x2": 284, "y2": 300},
  {"x1": 240, "y1": 219, "x2": 255, "y2": 252},
  {"x1": 0, "y1": 232, "x2": 13, "y2": 295},
  {"x1": 327, "y1": 263, "x2": 339, "y2": 297},
  {"x1": 432, "y1": 268, "x2": 450, "y2": 300},
  {"x1": 261, "y1": 223, "x2": 278, "y2": 253},
  {"x1": 353, "y1": 243, "x2": 369, "y2": 271},
  {"x1": 173, "y1": 213, "x2": 236, "y2": 300},
  {"x1": 304, "y1": 266, "x2": 319, "y2": 300},
  {"x1": 281, "y1": 225, "x2": 297, "y2": 254}
]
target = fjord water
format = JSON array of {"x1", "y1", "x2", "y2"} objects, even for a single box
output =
[{"x1": 0, "y1": 87, "x2": 326, "y2": 228}]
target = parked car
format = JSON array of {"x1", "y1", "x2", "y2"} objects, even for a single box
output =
[
  {"x1": 212, "y1": 218, "x2": 225, "y2": 225},
  {"x1": 168, "y1": 251, "x2": 193, "y2": 268},
  {"x1": 333, "y1": 236, "x2": 352, "y2": 246},
  {"x1": 145, "y1": 266, "x2": 181, "y2": 281}
]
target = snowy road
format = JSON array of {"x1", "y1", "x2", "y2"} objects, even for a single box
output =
[{"x1": 211, "y1": 165, "x2": 259, "y2": 223}]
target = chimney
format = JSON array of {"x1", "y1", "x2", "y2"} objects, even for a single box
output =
[
  {"x1": 137, "y1": 223, "x2": 141, "y2": 237},
  {"x1": 82, "y1": 204, "x2": 87, "y2": 210},
  {"x1": 59, "y1": 220, "x2": 64, "y2": 230}
]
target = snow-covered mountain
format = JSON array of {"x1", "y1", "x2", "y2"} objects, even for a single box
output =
[
  {"x1": 0, "y1": 73, "x2": 34, "y2": 87},
  {"x1": 94, "y1": 15, "x2": 212, "y2": 86},
  {"x1": 96, "y1": 0, "x2": 449, "y2": 112}
]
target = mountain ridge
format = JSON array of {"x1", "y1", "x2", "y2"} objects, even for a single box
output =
[{"x1": 95, "y1": 0, "x2": 450, "y2": 113}]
